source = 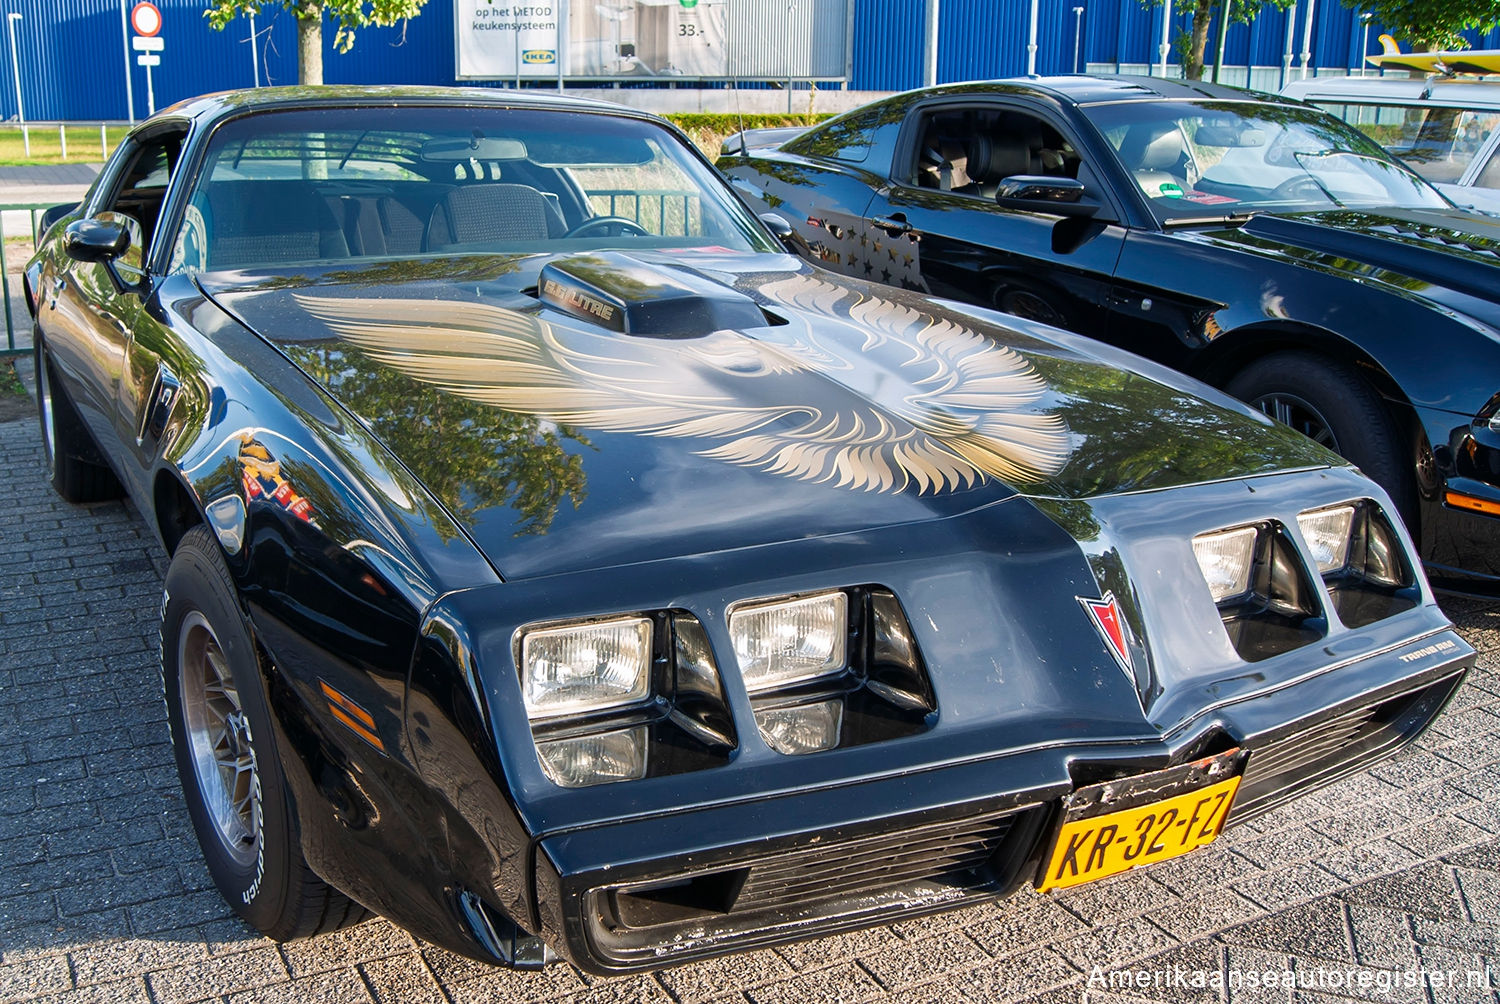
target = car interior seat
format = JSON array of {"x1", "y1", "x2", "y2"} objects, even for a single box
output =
[
  {"x1": 960, "y1": 134, "x2": 1036, "y2": 198},
  {"x1": 425, "y1": 182, "x2": 568, "y2": 249}
]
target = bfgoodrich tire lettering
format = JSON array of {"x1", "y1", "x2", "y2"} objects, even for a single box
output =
[{"x1": 161, "y1": 525, "x2": 364, "y2": 939}]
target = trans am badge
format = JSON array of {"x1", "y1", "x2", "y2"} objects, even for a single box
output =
[{"x1": 295, "y1": 289, "x2": 1072, "y2": 496}]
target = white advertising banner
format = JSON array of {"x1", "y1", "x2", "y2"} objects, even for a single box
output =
[
  {"x1": 569, "y1": 0, "x2": 728, "y2": 78},
  {"x1": 456, "y1": 0, "x2": 565, "y2": 79},
  {"x1": 455, "y1": 0, "x2": 848, "y2": 81}
]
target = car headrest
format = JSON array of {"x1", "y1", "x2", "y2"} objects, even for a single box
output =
[
  {"x1": 1122, "y1": 125, "x2": 1186, "y2": 172},
  {"x1": 965, "y1": 134, "x2": 1034, "y2": 184}
]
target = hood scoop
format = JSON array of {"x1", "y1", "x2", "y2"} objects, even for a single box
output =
[
  {"x1": 538, "y1": 252, "x2": 770, "y2": 337},
  {"x1": 1242, "y1": 211, "x2": 1500, "y2": 305}
]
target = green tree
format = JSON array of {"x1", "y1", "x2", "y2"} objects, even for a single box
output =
[
  {"x1": 1144, "y1": 0, "x2": 1294, "y2": 81},
  {"x1": 1340, "y1": 0, "x2": 1500, "y2": 51},
  {"x1": 205, "y1": 1, "x2": 428, "y2": 85}
]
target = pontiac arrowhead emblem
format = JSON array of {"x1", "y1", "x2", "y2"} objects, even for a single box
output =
[{"x1": 1079, "y1": 591, "x2": 1134, "y2": 675}]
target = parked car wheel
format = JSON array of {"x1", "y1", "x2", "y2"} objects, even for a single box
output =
[
  {"x1": 161, "y1": 525, "x2": 364, "y2": 940},
  {"x1": 34, "y1": 335, "x2": 122, "y2": 504},
  {"x1": 1228, "y1": 352, "x2": 1417, "y2": 527}
]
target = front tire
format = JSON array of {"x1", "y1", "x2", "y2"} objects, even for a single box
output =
[
  {"x1": 1226, "y1": 352, "x2": 1417, "y2": 528},
  {"x1": 161, "y1": 525, "x2": 363, "y2": 940}
]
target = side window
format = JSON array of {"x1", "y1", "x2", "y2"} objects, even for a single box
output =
[
  {"x1": 786, "y1": 108, "x2": 879, "y2": 164},
  {"x1": 94, "y1": 130, "x2": 185, "y2": 269},
  {"x1": 1478, "y1": 147, "x2": 1500, "y2": 189},
  {"x1": 904, "y1": 107, "x2": 1083, "y2": 197}
]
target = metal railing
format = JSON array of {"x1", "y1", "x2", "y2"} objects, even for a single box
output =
[
  {"x1": 1, "y1": 203, "x2": 51, "y2": 358},
  {"x1": 590, "y1": 189, "x2": 702, "y2": 237},
  {"x1": 0, "y1": 122, "x2": 125, "y2": 162}
]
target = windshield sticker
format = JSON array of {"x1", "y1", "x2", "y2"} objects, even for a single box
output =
[
  {"x1": 1158, "y1": 182, "x2": 1184, "y2": 198},
  {"x1": 1180, "y1": 192, "x2": 1239, "y2": 205}
]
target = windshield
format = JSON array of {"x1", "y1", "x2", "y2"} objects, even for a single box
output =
[
  {"x1": 169, "y1": 105, "x2": 775, "y2": 274},
  {"x1": 1089, "y1": 99, "x2": 1449, "y2": 222}
]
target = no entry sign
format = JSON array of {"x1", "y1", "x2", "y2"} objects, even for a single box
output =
[{"x1": 130, "y1": 2, "x2": 162, "y2": 37}]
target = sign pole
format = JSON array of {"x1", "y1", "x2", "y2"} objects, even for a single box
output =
[
  {"x1": 249, "y1": 12, "x2": 259, "y2": 86},
  {"x1": 130, "y1": 4, "x2": 164, "y2": 116},
  {"x1": 120, "y1": 0, "x2": 136, "y2": 123}
]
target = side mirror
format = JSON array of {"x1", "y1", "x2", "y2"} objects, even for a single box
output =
[
  {"x1": 759, "y1": 212, "x2": 813, "y2": 257},
  {"x1": 62, "y1": 218, "x2": 130, "y2": 263},
  {"x1": 996, "y1": 176, "x2": 1101, "y2": 219},
  {"x1": 38, "y1": 202, "x2": 78, "y2": 242}
]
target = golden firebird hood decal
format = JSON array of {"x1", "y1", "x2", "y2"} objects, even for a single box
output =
[{"x1": 294, "y1": 277, "x2": 1071, "y2": 495}]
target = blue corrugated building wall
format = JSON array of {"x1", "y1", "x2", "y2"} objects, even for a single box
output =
[{"x1": 4, "y1": 0, "x2": 1499, "y2": 121}]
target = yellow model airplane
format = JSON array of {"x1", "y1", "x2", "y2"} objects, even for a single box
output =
[{"x1": 1366, "y1": 33, "x2": 1500, "y2": 74}]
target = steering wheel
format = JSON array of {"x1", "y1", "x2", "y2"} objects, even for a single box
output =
[
  {"x1": 563, "y1": 216, "x2": 650, "y2": 239},
  {"x1": 1269, "y1": 175, "x2": 1327, "y2": 201}
]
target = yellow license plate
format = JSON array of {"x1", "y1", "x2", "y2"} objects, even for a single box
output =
[{"x1": 1038, "y1": 770, "x2": 1241, "y2": 892}]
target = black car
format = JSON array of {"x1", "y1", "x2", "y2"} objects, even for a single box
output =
[
  {"x1": 719, "y1": 75, "x2": 1500, "y2": 599},
  {"x1": 27, "y1": 86, "x2": 1473, "y2": 974}
]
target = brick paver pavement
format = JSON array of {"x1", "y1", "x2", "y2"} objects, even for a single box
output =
[{"x1": 2, "y1": 405, "x2": 1498, "y2": 1004}]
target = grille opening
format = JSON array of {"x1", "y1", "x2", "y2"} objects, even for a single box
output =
[
  {"x1": 611, "y1": 869, "x2": 749, "y2": 927},
  {"x1": 603, "y1": 809, "x2": 1020, "y2": 933},
  {"x1": 1230, "y1": 671, "x2": 1464, "y2": 822},
  {"x1": 584, "y1": 803, "x2": 1051, "y2": 968}
]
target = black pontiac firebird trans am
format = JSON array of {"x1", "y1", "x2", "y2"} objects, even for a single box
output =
[
  {"x1": 27, "y1": 86, "x2": 1474, "y2": 974},
  {"x1": 719, "y1": 75, "x2": 1500, "y2": 600}
]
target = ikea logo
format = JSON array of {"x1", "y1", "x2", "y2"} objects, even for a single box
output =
[{"x1": 522, "y1": 49, "x2": 556, "y2": 64}]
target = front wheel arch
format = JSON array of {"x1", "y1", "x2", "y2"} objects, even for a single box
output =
[
  {"x1": 1191, "y1": 322, "x2": 1407, "y2": 407},
  {"x1": 154, "y1": 468, "x2": 206, "y2": 558},
  {"x1": 1224, "y1": 349, "x2": 1422, "y2": 531}
]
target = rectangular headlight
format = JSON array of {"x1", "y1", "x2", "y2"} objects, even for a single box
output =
[
  {"x1": 1297, "y1": 504, "x2": 1355, "y2": 574},
  {"x1": 1192, "y1": 525, "x2": 1258, "y2": 603},
  {"x1": 754, "y1": 699, "x2": 844, "y2": 755},
  {"x1": 729, "y1": 591, "x2": 847, "y2": 693},
  {"x1": 536, "y1": 726, "x2": 648, "y2": 787},
  {"x1": 520, "y1": 616, "x2": 651, "y2": 719}
]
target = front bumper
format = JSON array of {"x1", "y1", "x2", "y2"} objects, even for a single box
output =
[{"x1": 527, "y1": 629, "x2": 1471, "y2": 974}]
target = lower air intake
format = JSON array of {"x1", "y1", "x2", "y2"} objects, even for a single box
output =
[
  {"x1": 1230, "y1": 671, "x2": 1465, "y2": 822},
  {"x1": 586, "y1": 802, "x2": 1046, "y2": 966}
]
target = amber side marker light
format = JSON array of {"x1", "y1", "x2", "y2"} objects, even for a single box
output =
[
  {"x1": 320, "y1": 680, "x2": 385, "y2": 752},
  {"x1": 1445, "y1": 490, "x2": 1500, "y2": 517}
]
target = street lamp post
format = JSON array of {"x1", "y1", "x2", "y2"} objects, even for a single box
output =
[
  {"x1": 1073, "y1": 6, "x2": 1084, "y2": 73},
  {"x1": 6, "y1": 13, "x2": 25, "y2": 158},
  {"x1": 1360, "y1": 13, "x2": 1373, "y2": 76},
  {"x1": 1299, "y1": 0, "x2": 1317, "y2": 79},
  {"x1": 1027, "y1": 0, "x2": 1040, "y2": 75},
  {"x1": 1158, "y1": 0, "x2": 1172, "y2": 77}
]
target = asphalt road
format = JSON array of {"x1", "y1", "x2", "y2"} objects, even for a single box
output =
[{"x1": 2, "y1": 393, "x2": 1498, "y2": 1004}]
